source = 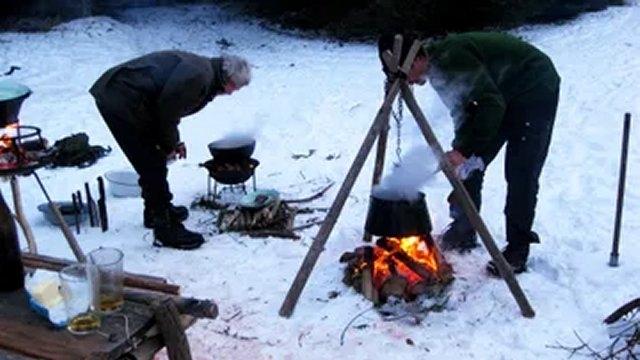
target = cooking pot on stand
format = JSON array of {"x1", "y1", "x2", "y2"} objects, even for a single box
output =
[
  {"x1": 207, "y1": 138, "x2": 256, "y2": 161},
  {"x1": 0, "y1": 80, "x2": 31, "y2": 127}
]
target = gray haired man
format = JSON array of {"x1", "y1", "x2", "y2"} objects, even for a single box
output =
[{"x1": 90, "y1": 51, "x2": 251, "y2": 250}]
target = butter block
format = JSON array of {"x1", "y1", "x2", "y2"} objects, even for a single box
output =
[{"x1": 31, "y1": 278, "x2": 63, "y2": 308}]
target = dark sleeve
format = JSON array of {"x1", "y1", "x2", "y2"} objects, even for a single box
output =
[
  {"x1": 431, "y1": 46, "x2": 506, "y2": 157},
  {"x1": 154, "y1": 62, "x2": 208, "y2": 153}
]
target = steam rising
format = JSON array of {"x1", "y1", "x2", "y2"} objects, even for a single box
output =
[
  {"x1": 372, "y1": 145, "x2": 439, "y2": 201},
  {"x1": 214, "y1": 131, "x2": 257, "y2": 148}
]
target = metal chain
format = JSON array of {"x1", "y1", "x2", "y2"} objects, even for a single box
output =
[{"x1": 391, "y1": 96, "x2": 403, "y2": 166}]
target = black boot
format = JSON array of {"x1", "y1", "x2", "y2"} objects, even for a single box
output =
[
  {"x1": 144, "y1": 204, "x2": 189, "y2": 228},
  {"x1": 152, "y1": 210, "x2": 204, "y2": 250},
  {"x1": 486, "y1": 242, "x2": 530, "y2": 277},
  {"x1": 440, "y1": 219, "x2": 479, "y2": 252}
]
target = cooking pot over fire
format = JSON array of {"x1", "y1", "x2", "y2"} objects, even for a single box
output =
[
  {"x1": 364, "y1": 191, "x2": 432, "y2": 237},
  {"x1": 0, "y1": 80, "x2": 31, "y2": 127}
]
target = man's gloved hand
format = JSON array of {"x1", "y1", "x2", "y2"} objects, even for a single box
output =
[{"x1": 176, "y1": 142, "x2": 187, "y2": 159}]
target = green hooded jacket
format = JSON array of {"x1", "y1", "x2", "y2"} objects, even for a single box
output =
[{"x1": 425, "y1": 32, "x2": 560, "y2": 157}]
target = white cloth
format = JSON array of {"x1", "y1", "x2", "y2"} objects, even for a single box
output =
[{"x1": 456, "y1": 155, "x2": 485, "y2": 180}]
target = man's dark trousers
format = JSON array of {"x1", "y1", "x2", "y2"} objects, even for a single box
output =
[
  {"x1": 449, "y1": 84, "x2": 560, "y2": 246},
  {"x1": 95, "y1": 103, "x2": 173, "y2": 212}
]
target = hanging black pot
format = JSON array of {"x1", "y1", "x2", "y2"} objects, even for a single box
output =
[
  {"x1": 0, "y1": 81, "x2": 31, "y2": 127},
  {"x1": 364, "y1": 191, "x2": 432, "y2": 237}
]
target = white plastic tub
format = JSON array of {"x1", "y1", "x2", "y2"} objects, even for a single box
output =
[{"x1": 104, "y1": 170, "x2": 141, "y2": 198}]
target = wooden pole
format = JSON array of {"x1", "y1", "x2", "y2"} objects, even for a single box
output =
[
  {"x1": 151, "y1": 298, "x2": 193, "y2": 360},
  {"x1": 125, "y1": 289, "x2": 218, "y2": 319},
  {"x1": 32, "y1": 172, "x2": 86, "y2": 262},
  {"x1": 21, "y1": 252, "x2": 181, "y2": 295},
  {"x1": 278, "y1": 79, "x2": 402, "y2": 318},
  {"x1": 364, "y1": 35, "x2": 402, "y2": 243},
  {"x1": 9, "y1": 176, "x2": 37, "y2": 254},
  {"x1": 364, "y1": 84, "x2": 394, "y2": 243},
  {"x1": 609, "y1": 113, "x2": 631, "y2": 267},
  {"x1": 400, "y1": 83, "x2": 535, "y2": 318}
]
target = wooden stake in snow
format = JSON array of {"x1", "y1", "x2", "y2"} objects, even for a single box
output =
[{"x1": 609, "y1": 113, "x2": 631, "y2": 267}]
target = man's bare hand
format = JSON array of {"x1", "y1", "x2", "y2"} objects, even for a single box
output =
[
  {"x1": 167, "y1": 151, "x2": 177, "y2": 162},
  {"x1": 444, "y1": 150, "x2": 466, "y2": 167},
  {"x1": 176, "y1": 142, "x2": 187, "y2": 159}
]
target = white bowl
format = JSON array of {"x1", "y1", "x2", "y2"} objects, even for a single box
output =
[{"x1": 104, "y1": 170, "x2": 141, "y2": 198}]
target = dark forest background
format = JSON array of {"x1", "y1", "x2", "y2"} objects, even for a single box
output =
[{"x1": 0, "y1": 0, "x2": 626, "y2": 37}]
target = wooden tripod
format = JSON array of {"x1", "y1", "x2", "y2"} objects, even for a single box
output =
[{"x1": 279, "y1": 36, "x2": 535, "y2": 319}]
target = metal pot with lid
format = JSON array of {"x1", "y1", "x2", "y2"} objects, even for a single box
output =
[{"x1": 0, "y1": 80, "x2": 31, "y2": 127}]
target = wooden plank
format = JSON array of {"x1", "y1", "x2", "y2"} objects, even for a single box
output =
[
  {"x1": 152, "y1": 298, "x2": 192, "y2": 360},
  {"x1": 0, "y1": 348, "x2": 40, "y2": 360}
]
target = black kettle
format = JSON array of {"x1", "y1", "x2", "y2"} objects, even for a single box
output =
[{"x1": 364, "y1": 191, "x2": 432, "y2": 237}]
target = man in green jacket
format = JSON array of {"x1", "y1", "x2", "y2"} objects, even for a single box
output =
[
  {"x1": 91, "y1": 51, "x2": 251, "y2": 250},
  {"x1": 378, "y1": 32, "x2": 560, "y2": 275}
]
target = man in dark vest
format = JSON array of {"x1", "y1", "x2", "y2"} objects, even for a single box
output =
[
  {"x1": 378, "y1": 32, "x2": 560, "y2": 275},
  {"x1": 90, "y1": 51, "x2": 251, "y2": 250}
]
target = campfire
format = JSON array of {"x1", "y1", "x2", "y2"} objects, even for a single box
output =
[
  {"x1": 0, "y1": 82, "x2": 50, "y2": 174},
  {"x1": 341, "y1": 191, "x2": 453, "y2": 304},
  {"x1": 341, "y1": 235, "x2": 452, "y2": 304},
  {"x1": 0, "y1": 124, "x2": 49, "y2": 173}
]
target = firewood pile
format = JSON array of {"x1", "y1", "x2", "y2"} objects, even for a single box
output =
[
  {"x1": 217, "y1": 199, "x2": 298, "y2": 239},
  {"x1": 341, "y1": 236, "x2": 453, "y2": 305}
]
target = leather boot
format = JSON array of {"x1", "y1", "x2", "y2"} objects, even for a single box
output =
[
  {"x1": 440, "y1": 219, "x2": 479, "y2": 252},
  {"x1": 152, "y1": 209, "x2": 203, "y2": 250},
  {"x1": 486, "y1": 241, "x2": 532, "y2": 277},
  {"x1": 144, "y1": 204, "x2": 189, "y2": 228}
]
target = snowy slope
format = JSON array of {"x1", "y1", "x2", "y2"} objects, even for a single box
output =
[{"x1": 1, "y1": 2, "x2": 639, "y2": 359}]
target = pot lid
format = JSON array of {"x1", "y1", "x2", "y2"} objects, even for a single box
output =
[{"x1": 0, "y1": 80, "x2": 31, "y2": 102}]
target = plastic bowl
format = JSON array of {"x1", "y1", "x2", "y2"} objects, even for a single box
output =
[
  {"x1": 104, "y1": 170, "x2": 141, "y2": 198},
  {"x1": 37, "y1": 202, "x2": 87, "y2": 226}
]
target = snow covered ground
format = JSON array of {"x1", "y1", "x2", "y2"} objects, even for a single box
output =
[{"x1": 1, "y1": 2, "x2": 640, "y2": 359}]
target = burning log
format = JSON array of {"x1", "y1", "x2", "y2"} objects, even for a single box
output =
[
  {"x1": 407, "y1": 280, "x2": 429, "y2": 297},
  {"x1": 379, "y1": 259, "x2": 407, "y2": 299},
  {"x1": 341, "y1": 235, "x2": 453, "y2": 304},
  {"x1": 361, "y1": 246, "x2": 379, "y2": 303},
  {"x1": 376, "y1": 237, "x2": 448, "y2": 283}
]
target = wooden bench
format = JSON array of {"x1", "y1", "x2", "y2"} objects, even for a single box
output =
[{"x1": 0, "y1": 288, "x2": 216, "y2": 360}]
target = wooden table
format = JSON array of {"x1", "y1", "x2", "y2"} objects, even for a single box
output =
[{"x1": 0, "y1": 289, "x2": 195, "y2": 360}]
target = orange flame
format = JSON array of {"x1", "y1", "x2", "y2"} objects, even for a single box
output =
[
  {"x1": 371, "y1": 235, "x2": 447, "y2": 289},
  {"x1": 0, "y1": 123, "x2": 18, "y2": 150}
]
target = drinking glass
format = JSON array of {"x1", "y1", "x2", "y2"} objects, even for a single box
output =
[
  {"x1": 88, "y1": 247, "x2": 124, "y2": 313},
  {"x1": 59, "y1": 264, "x2": 101, "y2": 335}
]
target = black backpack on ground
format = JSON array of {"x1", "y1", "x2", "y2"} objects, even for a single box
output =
[{"x1": 49, "y1": 133, "x2": 111, "y2": 168}]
